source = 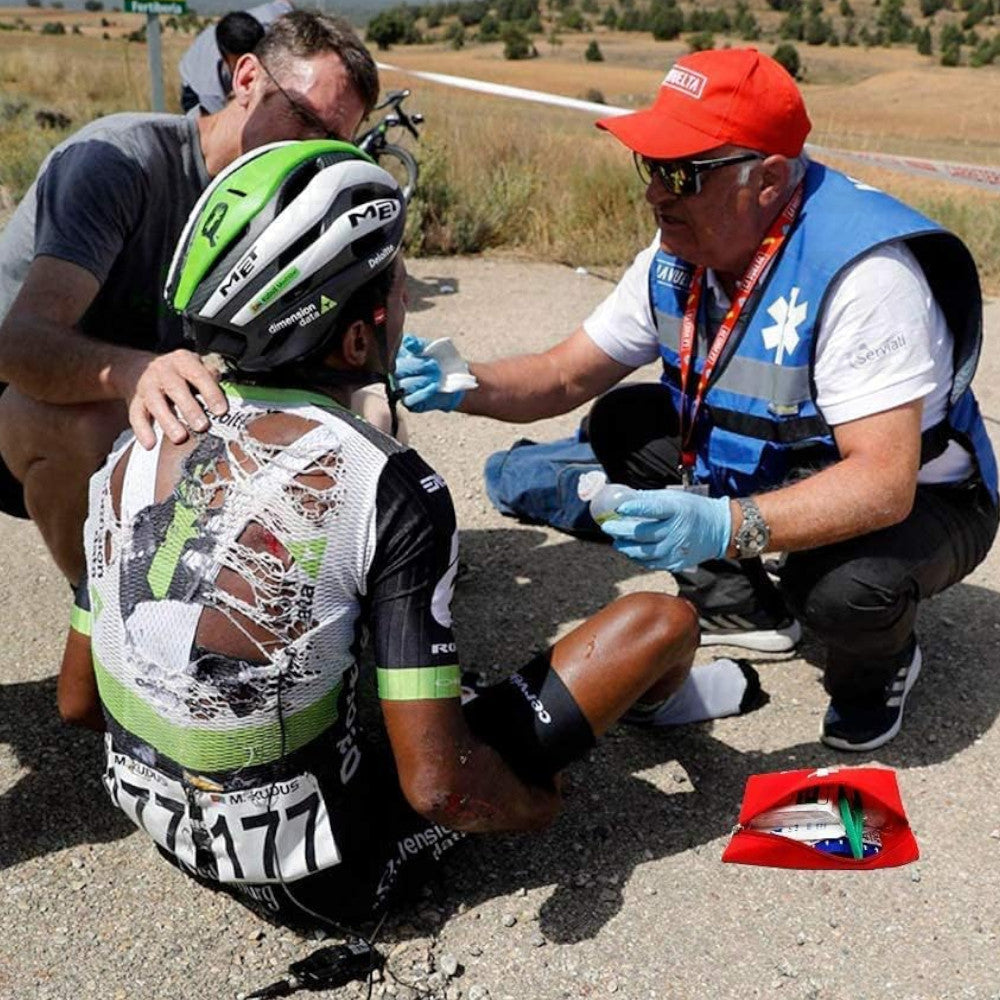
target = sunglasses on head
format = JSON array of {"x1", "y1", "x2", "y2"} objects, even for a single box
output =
[
  {"x1": 633, "y1": 151, "x2": 763, "y2": 196},
  {"x1": 258, "y1": 57, "x2": 348, "y2": 142}
]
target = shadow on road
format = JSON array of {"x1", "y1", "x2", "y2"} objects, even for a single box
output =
[
  {"x1": 403, "y1": 526, "x2": 1000, "y2": 945},
  {"x1": 405, "y1": 273, "x2": 460, "y2": 314},
  {"x1": 0, "y1": 677, "x2": 132, "y2": 868},
  {"x1": 3, "y1": 525, "x2": 997, "y2": 949}
]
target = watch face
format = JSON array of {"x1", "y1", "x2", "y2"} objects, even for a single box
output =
[{"x1": 737, "y1": 501, "x2": 769, "y2": 557}]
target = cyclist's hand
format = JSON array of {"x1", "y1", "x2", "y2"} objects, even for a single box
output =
[
  {"x1": 124, "y1": 349, "x2": 228, "y2": 449},
  {"x1": 394, "y1": 333, "x2": 467, "y2": 413}
]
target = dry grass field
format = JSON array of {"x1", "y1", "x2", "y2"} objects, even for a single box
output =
[{"x1": 2, "y1": 9, "x2": 1000, "y2": 283}]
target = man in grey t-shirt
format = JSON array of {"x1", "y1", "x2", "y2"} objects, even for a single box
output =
[{"x1": 0, "y1": 11, "x2": 378, "y2": 583}]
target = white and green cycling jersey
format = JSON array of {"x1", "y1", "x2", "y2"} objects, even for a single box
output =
[{"x1": 74, "y1": 382, "x2": 462, "y2": 885}]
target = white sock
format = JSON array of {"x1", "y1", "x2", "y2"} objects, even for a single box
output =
[{"x1": 628, "y1": 658, "x2": 761, "y2": 726}]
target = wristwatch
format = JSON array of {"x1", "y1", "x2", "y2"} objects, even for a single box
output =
[{"x1": 733, "y1": 497, "x2": 770, "y2": 559}]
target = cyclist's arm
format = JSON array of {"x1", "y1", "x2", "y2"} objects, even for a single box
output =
[
  {"x1": 382, "y1": 700, "x2": 560, "y2": 832},
  {"x1": 459, "y1": 326, "x2": 633, "y2": 423},
  {"x1": 367, "y1": 450, "x2": 560, "y2": 832},
  {"x1": 57, "y1": 582, "x2": 104, "y2": 731}
]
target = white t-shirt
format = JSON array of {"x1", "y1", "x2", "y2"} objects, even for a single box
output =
[{"x1": 583, "y1": 236, "x2": 973, "y2": 484}]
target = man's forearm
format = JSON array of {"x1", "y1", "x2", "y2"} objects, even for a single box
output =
[
  {"x1": 459, "y1": 328, "x2": 633, "y2": 423},
  {"x1": 0, "y1": 315, "x2": 151, "y2": 406},
  {"x1": 461, "y1": 353, "x2": 581, "y2": 423},
  {"x1": 741, "y1": 402, "x2": 924, "y2": 555}
]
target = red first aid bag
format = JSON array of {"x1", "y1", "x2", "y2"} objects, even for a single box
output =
[{"x1": 722, "y1": 765, "x2": 919, "y2": 870}]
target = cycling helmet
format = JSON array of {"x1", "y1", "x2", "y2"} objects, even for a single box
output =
[{"x1": 164, "y1": 139, "x2": 405, "y2": 374}]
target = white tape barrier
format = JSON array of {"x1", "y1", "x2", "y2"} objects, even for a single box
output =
[{"x1": 378, "y1": 61, "x2": 1000, "y2": 192}]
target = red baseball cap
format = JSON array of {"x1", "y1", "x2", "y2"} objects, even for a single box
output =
[{"x1": 596, "y1": 48, "x2": 811, "y2": 159}]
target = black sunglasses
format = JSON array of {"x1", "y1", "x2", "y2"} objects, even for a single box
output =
[
  {"x1": 633, "y1": 151, "x2": 763, "y2": 196},
  {"x1": 258, "y1": 57, "x2": 347, "y2": 142}
]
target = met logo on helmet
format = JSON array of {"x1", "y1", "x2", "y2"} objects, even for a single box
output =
[
  {"x1": 347, "y1": 200, "x2": 401, "y2": 228},
  {"x1": 218, "y1": 249, "x2": 259, "y2": 298}
]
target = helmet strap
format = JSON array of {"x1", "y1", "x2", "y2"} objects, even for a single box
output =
[{"x1": 370, "y1": 302, "x2": 401, "y2": 439}]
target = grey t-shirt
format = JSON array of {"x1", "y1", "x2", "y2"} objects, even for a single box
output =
[{"x1": 0, "y1": 110, "x2": 210, "y2": 352}]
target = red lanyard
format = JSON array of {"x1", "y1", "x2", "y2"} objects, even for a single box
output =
[{"x1": 676, "y1": 183, "x2": 804, "y2": 483}]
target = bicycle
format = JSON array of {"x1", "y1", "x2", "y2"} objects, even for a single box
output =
[{"x1": 356, "y1": 89, "x2": 424, "y2": 203}]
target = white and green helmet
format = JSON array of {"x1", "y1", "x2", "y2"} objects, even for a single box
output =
[{"x1": 164, "y1": 140, "x2": 405, "y2": 373}]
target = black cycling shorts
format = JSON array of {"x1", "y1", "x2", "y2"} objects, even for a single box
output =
[{"x1": 463, "y1": 650, "x2": 596, "y2": 787}]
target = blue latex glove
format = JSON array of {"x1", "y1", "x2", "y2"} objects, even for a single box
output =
[
  {"x1": 394, "y1": 333, "x2": 466, "y2": 413},
  {"x1": 600, "y1": 489, "x2": 733, "y2": 572}
]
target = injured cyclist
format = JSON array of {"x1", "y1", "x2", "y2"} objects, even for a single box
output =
[{"x1": 56, "y1": 141, "x2": 761, "y2": 928}]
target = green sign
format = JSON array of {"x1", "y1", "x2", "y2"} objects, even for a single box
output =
[{"x1": 124, "y1": 0, "x2": 187, "y2": 13}]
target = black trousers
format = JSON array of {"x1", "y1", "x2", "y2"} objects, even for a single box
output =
[{"x1": 588, "y1": 383, "x2": 999, "y2": 704}]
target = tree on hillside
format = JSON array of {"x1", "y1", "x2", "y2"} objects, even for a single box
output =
[
  {"x1": 734, "y1": 1, "x2": 761, "y2": 39},
  {"x1": 558, "y1": 6, "x2": 589, "y2": 30},
  {"x1": 503, "y1": 23, "x2": 536, "y2": 57},
  {"x1": 585, "y1": 38, "x2": 603, "y2": 59},
  {"x1": 650, "y1": 0, "x2": 683, "y2": 39},
  {"x1": 477, "y1": 13, "x2": 500, "y2": 39},
  {"x1": 877, "y1": 0, "x2": 913, "y2": 41},
  {"x1": 367, "y1": 9, "x2": 409, "y2": 49},
  {"x1": 687, "y1": 29, "x2": 715, "y2": 49},
  {"x1": 457, "y1": 1, "x2": 489, "y2": 26},
  {"x1": 444, "y1": 21, "x2": 466, "y2": 46},
  {"x1": 804, "y1": 0, "x2": 831, "y2": 43},
  {"x1": 84, "y1": 0, "x2": 104, "y2": 9},
  {"x1": 772, "y1": 40, "x2": 802, "y2": 76},
  {"x1": 496, "y1": 0, "x2": 539, "y2": 21}
]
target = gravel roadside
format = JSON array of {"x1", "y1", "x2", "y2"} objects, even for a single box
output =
[{"x1": 2, "y1": 255, "x2": 1000, "y2": 1000}]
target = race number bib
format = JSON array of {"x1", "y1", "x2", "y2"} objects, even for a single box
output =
[{"x1": 103, "y1": 736, "x2": 340, "y2": 884}]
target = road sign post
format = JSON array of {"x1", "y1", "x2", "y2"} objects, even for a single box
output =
[{"x1": 123, "y1": 0, "x2": 187, "y2": 113}]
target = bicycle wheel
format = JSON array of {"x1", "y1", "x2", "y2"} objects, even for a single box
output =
[{"x1": 374, "y1": 143, "x2": 419, "y2": 203}]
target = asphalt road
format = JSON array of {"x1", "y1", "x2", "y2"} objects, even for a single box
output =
[{"x1": 2, "y1": 256, "x2": 1000, "y2": 1000}]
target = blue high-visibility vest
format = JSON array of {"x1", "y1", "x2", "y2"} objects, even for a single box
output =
[{"x1": 650, "y1": 161, "x2": 998, "y2": 502}]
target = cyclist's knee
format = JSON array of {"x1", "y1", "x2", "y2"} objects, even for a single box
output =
[{"x1": 608, "y1": 591, "x2": 699, "y2": 656}]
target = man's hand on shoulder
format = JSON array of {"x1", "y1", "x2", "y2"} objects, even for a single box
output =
[{"x1": 121, "y1": 348, "x2": 229, "y2": 448}]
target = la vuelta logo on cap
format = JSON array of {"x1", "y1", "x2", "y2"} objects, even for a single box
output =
[{"x1": 662, "y1": 66, "x2": 708, "y2": 99}]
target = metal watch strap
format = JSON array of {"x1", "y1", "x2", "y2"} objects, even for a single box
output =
[{"x1": 734, "y1": 497, "x2": 770, "y2": 559}]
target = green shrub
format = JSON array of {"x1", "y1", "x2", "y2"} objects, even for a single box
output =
[
  {"x1": 584, "y1": 38, "x2": 603, "y2": 60},
  {"x1": 478, "y1": 13, "x2": 500, "y2": 39},
  {"x1": 686, "y1": 29, "x2": 715, "y2": 50},
  {"x1": 940, "y1": 39, "x2": 962, "y2": 63},
  {"x1": 772, "y1": 41, "x2": 802, "y2": 76},
  {"x1": 502, "y1": 23, "x2": 535, "y2": 58},
  {"x1": 443, "y1": 21, "x2": 465, "y2": 47},
  {"x1": 650, "y1": 0, "x2": 683, "y2": 39},
  {"x1": 40, "y1": 20, "x2": 66, "y2": 34}
]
